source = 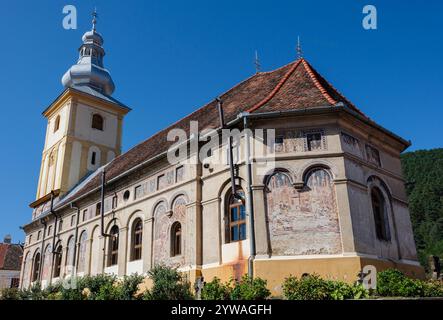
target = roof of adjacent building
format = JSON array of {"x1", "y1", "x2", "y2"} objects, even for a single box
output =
[
  {"x1": 36, "y1": 57, "x2": 406, "y2": 214},
  {"x1": 0, "y1": 243, "x2": 23, "y2": 271}
]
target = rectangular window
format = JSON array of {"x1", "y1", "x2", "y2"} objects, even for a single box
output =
[
  {"x1": 274, "y1": 135, "x2": 284, "y2": 153},
  {"x1": 157, "y1": 174, "x2": 166, "y2": 190},
  {"x1": 135, "y1": 185, "x2": 143, "y2": 200},
  {"x1": 37, "y1": 231, "x2": 41, "y2": 240},
  {"x1": 47, "y1": 225, "x2": 52, "y2": 237},
  {"x1": 28, "y1": 235, "x2": 32, "y2": 244},
  {"x1": 58, "y1": 220, "x2": 63, "y2": 232},
  {"x1": 10, "y1": 278, "x2": 20, "y2": 288},
  {"x1": 96, "y1": 202, "x2": 101, "y2": 216},
  {"x1": 112, "y1": 195, "x2": 118, "y2": 209},
  {"x1": 71, "y1": 215, "x2": 76, "y2": 227},
  {"x1": 82, "y1": 209, "x2": 88, "y2": 222},
  {"x1": 365, "y1": 144, "x2": 381, "y2": 167},
  {"x1": 176, "y1": 166, "x2": 184, "y2": 183},
  {"x1": 306, "y1": 132, "x2": 323, "y2": 151},
  {"x1": 91, "y1": 152, "x2": 96, "y2": 165}
]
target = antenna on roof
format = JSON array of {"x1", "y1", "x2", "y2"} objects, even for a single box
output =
[
  {"x1": 296, "y1": 36, "x2": 303, "y2": 59},
  {"x1": 254, "y1": 50, "x2": 261, "y2": 73}
]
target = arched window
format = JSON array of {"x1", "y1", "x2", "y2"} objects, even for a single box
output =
[
  {"x1": 32, "y1": 252, "x2": 41, "y2": 282},
  {"x1": 53, "y1": 245, "x2": 63, "y2": 278},
  {"x1": 130, "y1": 219, "x2": 143, "y2": 261},
  {"x1": 371, "y1": 187, "x2": 391, "y2": 241},
  {"x1": 54, "y1": 115, "x2": 60, "y2": 132},
  {"x1": 92, "y1": 114, "x2": 104, "y2": 131},
  {"x1": 226, "y1": 190, "x2": 246, "y2": 243},
  {"x1": 65, "y1": 236, "x2": 75, "y2": 270},
  {"x1": 171, "y1": 222, "x2": 182, "y2": 256},
  {"x1": 108, "y1": 225, "x2": 119, "y2": 266},
  {"x1": 77, "y1": 231, "x2": 88, "y2": 273}
]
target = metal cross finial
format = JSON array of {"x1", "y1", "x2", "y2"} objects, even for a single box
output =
[
  {"x1": 92, "y1": 8, "x2": 98, "y2": 31},
  {"x1": 296, "y1": 36, "x2": 303, "y2": 59},
  {"x1": 254, "y1": 50, "x2": 261, "y2": 73}
]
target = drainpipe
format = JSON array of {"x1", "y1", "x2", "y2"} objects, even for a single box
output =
[
  {"x1": 49, "y1": 191, "x2": 59, "y2": 283},
  {"x1": 38, "y1": 217, "x2": 47, "y2": 284},
  {"x1": 100, "y1": 169, "x2": 111, "y2": 238},
  {"x1": 217, "y1": 98, "x2": 240, "y2": 200},
  {"x1": 70, "y1": 202, "x2": 81, "y2": 277},
  {"x1": 242, "y1": 113, "x2": 256, "y2": 278}
]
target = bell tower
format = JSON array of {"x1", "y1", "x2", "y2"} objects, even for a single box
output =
[{"x1": 33, "y1": 12, "x2": 130, "y2": 203}]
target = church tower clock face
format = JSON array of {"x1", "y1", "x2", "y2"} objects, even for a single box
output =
[{"x1": 35, "y1": 14, "x2": 130, "y2": 201}]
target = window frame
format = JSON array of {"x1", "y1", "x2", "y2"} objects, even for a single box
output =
[
  {"x1": 171, "y1": 222, "x2": 182, "y2": 257},
  {"x1": 53, "y1": 245, "x2": 63, "y2": 278},
  {"x1": 108, "y1": 226, "x2": 119, "y2": 267},
  {"x1": 371, "y1": 187, "x2": 391, "y2": 241},
  {"x1": 225, "y1": 190, "x2": 247, "y2": 243},
  {"x1": 91, "y1": 114, "x2": 104, "y2": 131},
  {"x1": 130, "y1": 219, "x2": 143, "y2": 261}
]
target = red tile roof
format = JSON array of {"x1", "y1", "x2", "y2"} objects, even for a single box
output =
[
  {"x1": 0, "y1": 243, "x2": 23, "y2": 271},
  {"x1": 59, "y1": 58, "x2": 366, "y2": 205}
]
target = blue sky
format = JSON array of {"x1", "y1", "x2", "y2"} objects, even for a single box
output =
[{"x1": 0, "y1": 0, "x2": 442, "y2": 242}]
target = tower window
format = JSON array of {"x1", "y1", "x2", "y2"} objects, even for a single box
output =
[
  {"x1": 92, "y1": 114, "x2": 104, "y2": 131},
  {"x1": 91, "y1": 152, "x2": 96, "y2": 165},
  {"x1": 96, "y1": 202, "x2": 101, "y2": 216},
  {"x1": 54, "y1": 115, "x2": 60, "y2": 133}
]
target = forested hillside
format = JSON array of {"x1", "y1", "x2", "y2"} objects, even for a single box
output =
[{"x1": 401, "y1": 148, "x2": 443, "y2": 270}]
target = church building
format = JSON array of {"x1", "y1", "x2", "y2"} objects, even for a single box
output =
[{"x1": 20, "y1": 17, "x2": 424, "y2": 294}]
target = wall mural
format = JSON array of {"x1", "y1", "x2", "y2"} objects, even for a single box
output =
[
  {"x1": 77, "y1": 231, "x2": 88, "y2": 273},
  {"x1": 266, "y1": 169, "x2": 342, "y2": 255},
  {"x1": 42, "y1": 244, "x2": 52, "y2": 282},
  {"x1": 22, "y1": 252, "x2": 31, "y2": 288},
  {"x1": 153, "y1": 197, "x2": 187, "y2": 268}
]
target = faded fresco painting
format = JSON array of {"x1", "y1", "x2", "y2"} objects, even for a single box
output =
[
  {"x1": 265, "y1": 169, "x2": 342, "y2": 255},
  {"x1": 77, "y1": 231, "x2": 87, "y2": 273},
  {"x1": 153, "y1": 196, "x2": 187, "y2": 267},
  {"x1": 42, "y1": 244, "x2": 52, "y2": 282}
]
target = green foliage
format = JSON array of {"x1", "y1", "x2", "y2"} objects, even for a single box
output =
[
  {"x1": 117, "y1": 274, "x2": 145, "y2": 300},
  {"x1": 376, "y1": 269, "x2": 443, "y2": 297},
  {"x1": 229, "y1": 275, "x2": 271, "y2": 300},
  {"x1": 401, "y1": 149, "x2": 443, "y2": 271},
  {"x1": 282, "y1": 274, "x2": 369, "y2": 300},
  {"x1": 0, "y1": 288, "x2": 21, "y2": 300},
  {"x1": 143, "y1": 265, "x2": 194, "y2": 300},
  {"x1": 201, "y1": 277, "x2": 231, "y2": 300}
]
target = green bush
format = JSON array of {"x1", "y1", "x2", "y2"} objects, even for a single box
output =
[
  {"x1": 422, "y1": 280, "x2": 443, "y2": 297},
  {"x1": 0, "y1": 288, "x2": 21, "y2": 300},
  {"x1": 143, "y1": 265, "x2": 194, "y2": 300},
  {"x1": 201, "y1": 277, "x2": 232, "y2": 300},
  {"x1": 376, "y1": 269, "x2": 423, "y2": 297},
  {"x1": 116, "y1": 274, "x2": 145, "y2": 300},
  {"x1": 230, "y1": 275, "x2": 271, "y2": 300},
  {"x1": 282, "y1": 274, "x2": 368, "y2": 300}
]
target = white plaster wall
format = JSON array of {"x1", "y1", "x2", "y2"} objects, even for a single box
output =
[
  {"x1": 55, "y1": 145, "x2": 65, "y2": 189},
  {"x1": 45, "y1": 104, "x2": 69, "y2": 150},
  {"x1": 126, "y1": 260, "x2": 143, "y2": 275},
  {"x1": 107, "y1": 150, "x2": 116, "y2": 163},
  {"x1": 90, "y1": 228, "x2": 101, "y2": 275},
  {"x1": 222, "y1": 240, "x2": 250, "y2": 264},
  {"x1": 104, "y1": 266, "x2": 118, "y2": 276},
  {"x1": 39, "y1": 154, "x2": 49, "y2": 197},
  {"x1": 68, "y1": 141, "x2": 82, "y2": 189},
  {"x1": 74, "y1": 103, "x2": 118, "y2": 148}
]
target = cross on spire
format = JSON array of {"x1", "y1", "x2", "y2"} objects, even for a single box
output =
[
  {"x1": 296, "y1": 36, "x2": 303, "y2": 59},
  {"x1": 92, "y1": 8, "x2": 98, "y2": 32},
  {"x1": 254, "y1": 50, "x2": 261, "y2": 73}
]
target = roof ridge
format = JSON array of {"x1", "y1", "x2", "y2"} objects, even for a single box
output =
[
  {"x1": 247, "y1": 59, "x2": 303, "y2": 113},
  {"x1": 301, "y1": 59, "x2": 337, "y2": 105}
]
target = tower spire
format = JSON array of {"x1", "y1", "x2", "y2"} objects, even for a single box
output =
[
  {"x1": 296, "y1": 36, "x2": 303, "y2": 59},
  {"x1": 92, "y1": 8, "x2": 98, "y2": 32}
]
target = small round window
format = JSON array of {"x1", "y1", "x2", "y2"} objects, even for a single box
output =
[{"x1": 123, "y1": 190, "x2": 130, "y2": 201}]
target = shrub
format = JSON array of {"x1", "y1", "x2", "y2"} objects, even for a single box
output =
[
  {"x1": 282, "y1": 274, "x2": 368, "y2": 300},
  {"x1": 79, "y1": 274, "x2": 117, "y2": 300},
  {"x1": 422, "y1": 280, "x2": 443, "y2": 297},
  {"x1": 116, "y1": 274, "x2": 145, "y2": 300},
  {"x1": 0, "y1": 288, "x2": 21, "y2": 300},
  {"x1": 376, "y1": 269, "x2": 423, "y2": 297},
  {"x1": 230, "y1": 275, "x2": 271, "y2": 300},
  {"x1": 201, "y1": 277, "x2": 232, "y2": 300},
  {"x1": 143, "y1": 265, "x2": 194, "y2": 300}
]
